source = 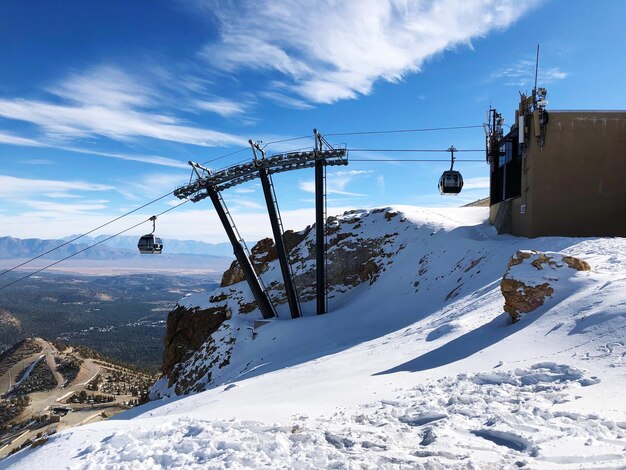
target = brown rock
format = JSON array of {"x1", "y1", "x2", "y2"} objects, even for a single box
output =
[
  {"x1": 501, "y1": 251, "x2": 590, "y2": 322},
  {"x1": 284, "y1": 227, "x2": 311, "y2": 253},
  {"x1": 162, "y1": 304, "x2": 231, "y2": 383},
  {"x1": 562, "y1": 256, "x2": 591, "y2": 271},
  {"x1": 220, "y1": 260, "x2": 245, "y2": 288},
  {"x1": 501, "y1": 278, "x2": 554, "y2": 323}
]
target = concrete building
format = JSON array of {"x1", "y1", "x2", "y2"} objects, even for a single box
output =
[{"x1": 487, "y1": 91, "x2": 626, "y2": 238}]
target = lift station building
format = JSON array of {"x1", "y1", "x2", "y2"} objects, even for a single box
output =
[{"x1": 487, "y1": 89, "x2": 626, "y2": 238}]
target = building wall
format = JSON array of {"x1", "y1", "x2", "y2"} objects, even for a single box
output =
[{"x1": 515, "y1": 110, "x2": 626, "y2": 237}]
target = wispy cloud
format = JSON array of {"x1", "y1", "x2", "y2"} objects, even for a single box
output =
[
  {"x1": 201, "y1": 0, "x2": 540, "y2": 104},
  {"x1": 462, "y1": 176, "x2": 490, "y2": 190},
  {"x1": 492, "y1": 59, "x2": 568, "y2": 87},
  {"x1": 57, "y1": 146, "x2": 190, "y2": 169},
  {"x1": 259, "y1": 91, "x2": 314, "y2": 110},
  {"x1": 0, "y1": 175, "x2": 114, "y2": 198},
  {"x1": 21, "y1": 159, "x2": 56, "y2": 165},
  {"x1": 42, "y1": 192, "x2": 82, "y2": 199},
  {"x1": 116, "y1": 172, "x2": 188, "y2": 200},
  {"x1": 299, "y1": 168, "x2": 372, "y2": 197},
  {"x1": 230, "y1": 198, "x2": 265, "y2": 210},
  {"x1": 0, "y1": 97, "x2": 244, "y2": 147},
  {"x1": 0, "y1": 66, "x2": 246, "y2": 148},
  {"x1": 21, "y1": 200, "x2": 109, "y2": 214},
  {"x1": 195, "y1": 99, "x2": 248, "y2": 117},
  {"x1": 0, "y1": 131, "x2": 44, "y2": 147},
  {"x1": 1, "y1": 130, "x2": 191, "y2": 169}
]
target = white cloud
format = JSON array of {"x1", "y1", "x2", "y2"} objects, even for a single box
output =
[
  {"x1": 461, "y1": 176, "x2": 490, "y2": 190},
  {"x1": 334, "y1": 170, "x2": 374, "y2": 177},
  {"x1": 0, "y1": 66, "x2": 246, "y2": 148},
  {"x1": 21, "y1": 159, "x2": 56, "y2": 165},
  {"x1": 233, "y1": 187, "x2": 256, "y2": 194},
  {"x1": 492, "y1": 59, "x2": 568, "y2": 87},
  {"x1": 0, "y1": 175, "x2": 114, "y2": 199},
  {"x1": 57, "y1": 146, "x2": 190, "y2": 169},
  {"x1": 50, "y1": 66, "x2": 153, "y2": 109},
  {"x1": 0, "y1": 131, "x2": 44, "y2": 147},
  {"x1": 0, "y1": 97, "x2": 244, "y2": 147},
  {"x1": 298, "y1": 166, "x2": 377, "y2": 196},
  {"x1": 42, "y1": 192, "x2": 82, "y2": 199},
  {"x1": 230, "y1": 198, "x2": 264, "y2": 210},
  {"x1": 195, "y1": 99, "x2": 248, "y2": 117},
  {"x1": 21, "y1": 200, "x2": 109, "y2": 215},
  {"x1": 201, "y1": 0, "x2": 540, "y2": 103},
  {"x1": 116, "y1": 173, "x2": 189, "y2": 200},
  {"x1": 0, "y1": 131, "x2": 190, "y2": 169},
  {"x1": 259, "y1": 91, "x2": 314, "y2": 110}
]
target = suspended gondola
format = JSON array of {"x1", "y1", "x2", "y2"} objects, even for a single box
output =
[
  {"x1": 137, "y1": 216, "x2": 163, "y2": 254},
  {"x1": 438, "y1": 145, "x2": 464, "y2": 195}
]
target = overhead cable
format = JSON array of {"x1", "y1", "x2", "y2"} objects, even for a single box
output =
[
  {"x1": 349, "y1": 148, "x2": 484, "y2": 152},
  {"x1": 0, "y1": 200, "x2": 190, "y2": 292},
  {"x1": 349, "y1": 158, "x2": 484, "y2": 162},
  {"x1": 0, "y1": 191, "x2": 174, "y2": 277},
  {"x1": 324, "y1": 125, "x2": 483, "y2": 137}
]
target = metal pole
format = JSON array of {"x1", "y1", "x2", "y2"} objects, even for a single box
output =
[
  {"x1": 207, "y1": 186, "x2": 275, "y2": 319},
  {"x1": 314, "y1": 129, "x2": 326, "y2": 315},
  {"x1": 258, "y1": 167, "x2": 301, "y2": 319}
]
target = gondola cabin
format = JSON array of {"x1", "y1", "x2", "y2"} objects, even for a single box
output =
[
  {"x1": 138, "y1": 234, "x2": 163, "y2": 254},
  {"x1": 438, "y1": 170, "x2": 464, "y2": 194}
]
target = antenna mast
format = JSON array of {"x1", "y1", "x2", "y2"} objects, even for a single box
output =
[{"x1": 533, "y1": 44, "x2": 540, "y2": 99}]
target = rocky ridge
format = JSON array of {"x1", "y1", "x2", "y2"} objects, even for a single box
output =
[
  {"x1": 157, "y1": 208, "x2": 405, "y2": 395},
  {"x1": 153, "y1": 207, "x2": 598, "y2": 399}
]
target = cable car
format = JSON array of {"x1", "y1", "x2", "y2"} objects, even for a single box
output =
[
  {"x1": 439, "y1": 146, "x2": 464, "y2": 195},
  {"x1": 138, "y1": 216, "x2": 163, "y2": 254}
]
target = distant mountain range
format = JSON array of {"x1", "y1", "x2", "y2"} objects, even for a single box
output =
[
  {"x1": 72, "y1": 235, "x2": 235, "y2": 257},
  {"x1": 0, "y1": 235, "x2": 234, "y2": 260}
]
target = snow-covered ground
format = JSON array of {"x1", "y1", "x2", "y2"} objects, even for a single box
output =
[{"x1": 3, "y1": 206, "x2": 625, "y2": 469}]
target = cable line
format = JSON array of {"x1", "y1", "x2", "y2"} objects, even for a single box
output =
[
  {"x1": 349, "y1": 148, "x2": 484, "y2": 152},
  {"x1": 201, "y1": 147, "x2": 248, "y2": 166},
  {"x1": 0, "y1": 200, "x2": 190, "y2": 292},
  {"x1": 1, "y1": 147, "x2": 261, "y2": 277},
  {"x1": 350, "y1": 158, "x2": 484, "y2": 162},
  {"x1": 0, "y1": 130, "x2": 486, "y2": 286},
  {"x1": 201, "y1": 137, "x2": 312, "y2": 166},
  {"x1": 324, "y1": 124, "x2": 483, "y2": 137},
  {"x1": 0, "y1": 191, "x2": 174, "y2": 277}
]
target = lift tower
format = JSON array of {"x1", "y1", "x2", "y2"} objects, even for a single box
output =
[{"x1": 174, "y1": 131, "x2": 347, "y2": 319}]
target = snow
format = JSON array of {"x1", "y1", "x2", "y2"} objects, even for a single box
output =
[
  {"x1": 3, "y1": 206, "x2": 626, "y2": 469},
  {"x1": 9, "y1": 355, "x2": 45, "y2": 391}
]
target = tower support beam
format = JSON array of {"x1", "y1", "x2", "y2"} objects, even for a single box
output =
[
  {"x1": 258, "y1": 166, "x2": 301, "y2": 319},
  {"x1": 314, "y1": 130, "x2": 326, "y2": 315},
  {"x1": 207, "y1": 186, "x2": 275, "y2": 319}
]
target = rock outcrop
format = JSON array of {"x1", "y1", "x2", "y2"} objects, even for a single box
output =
[
  {"x1": 162, "y1": 304, "x2": 231, "y2": 388},
  {"x1": 501, "y1": 250, "x2": 591, "y2": 322},
  {"x1": 156, "y1": 208, "x2": 403, "y2": 396}
]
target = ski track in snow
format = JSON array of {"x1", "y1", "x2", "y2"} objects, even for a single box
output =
[{"x1": 18, "y1": 364, "x2": 625, "y2": 469}]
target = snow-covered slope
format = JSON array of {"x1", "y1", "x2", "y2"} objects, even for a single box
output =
[{"x1": 3, "y1": 206, "x2": 626, "y2": 469}]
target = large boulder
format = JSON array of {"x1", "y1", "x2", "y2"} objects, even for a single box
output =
[{"x1": 501, "y1": 250, "x2": 590, "y2": 322}]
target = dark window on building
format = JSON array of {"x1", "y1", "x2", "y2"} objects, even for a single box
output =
[{"x1": 490, "y1": 133, "x2": 522, "y2": 204}]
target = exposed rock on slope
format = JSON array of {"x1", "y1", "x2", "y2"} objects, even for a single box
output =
[
  {"x1": 156, "y1": 208, "x2": 403, "y2": 396},
  {"x1": 155, "y1": 208, "x2": 596, "y2": 398},
  {"x1": 501, "y1": 250, "x2": 591, "y2": 322}
]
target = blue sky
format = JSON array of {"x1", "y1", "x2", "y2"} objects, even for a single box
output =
[{"x1": 1, "y1": 0, "x2": 625, "y2": 243}]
